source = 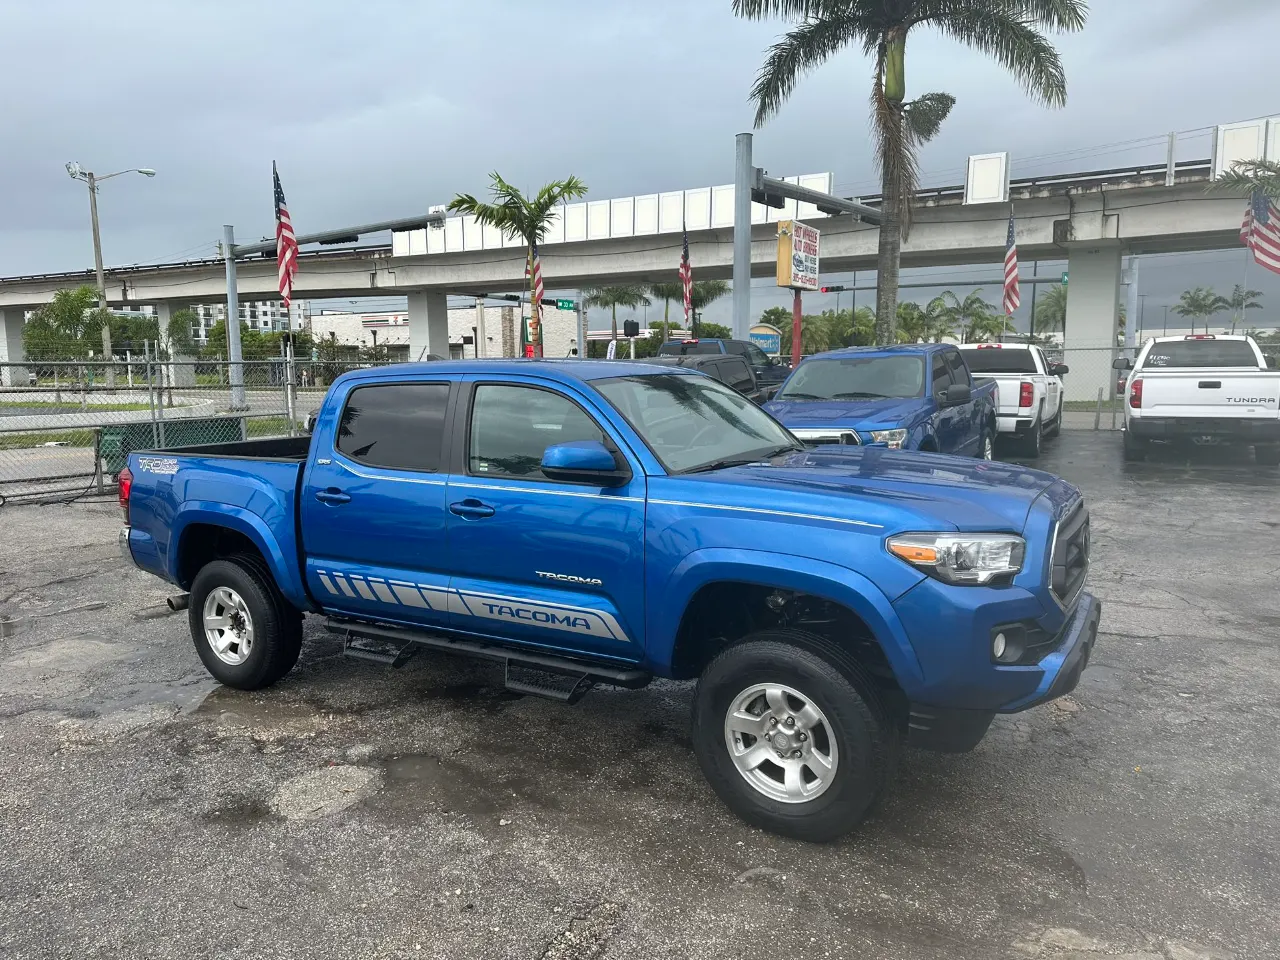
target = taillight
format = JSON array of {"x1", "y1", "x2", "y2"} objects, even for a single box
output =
[
  {"x1": 1129, "y1": 378, "x2": 1143, "y2": 409},
  {"x1": 118, "y1": 466, "x2": 133, "y2": 523},
  {"x1": 1019, "y1": 381, "x2": 1034, "y2": 407}
]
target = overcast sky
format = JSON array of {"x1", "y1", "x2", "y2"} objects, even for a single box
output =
[{"x1": 2, "y1": 0, "x2": 1279, "y2": 334}]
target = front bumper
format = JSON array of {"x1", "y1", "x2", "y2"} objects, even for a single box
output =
[
  {"x1": 907, "y1": 593, "x2": 1101, "y2": 752},
  {"x1": 1128, "y1": 417, "x2": 1280, "y2": 442}
]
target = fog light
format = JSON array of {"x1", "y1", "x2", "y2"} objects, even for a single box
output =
[{"x1": 992, "y1": 632, "x2": 1007, "y2": 659}]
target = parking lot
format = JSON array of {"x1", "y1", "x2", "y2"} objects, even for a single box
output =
[{"x1": 1, "y1": 430, "x2": 1276, "y2": 960}]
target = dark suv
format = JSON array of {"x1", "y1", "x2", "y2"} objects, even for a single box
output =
[
  {"x1": 658, "y1": 338, "x2": 789, "y2": 386},
  {"x1": 644, "y1": 354, "x2": 776, "y2": 403}
]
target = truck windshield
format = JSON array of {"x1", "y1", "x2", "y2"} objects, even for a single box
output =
[
  {"x1": 962, "y1": 348, "x2": 1038, "y2": 374},
  {"x1": 776, "y1": 355, "x2": 924, "y2": 401},
  {"x1": 1140, "y1": 340, "x2": 1260, "y2": 368},
  {"x1": 595, "y1": 374, "x2": 802, "y2": 474}
]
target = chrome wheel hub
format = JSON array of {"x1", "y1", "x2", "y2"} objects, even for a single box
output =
[
  {"x1": 724, "y1": 683, "x2": 838, "y2": 804},
  {"x1": 203, "y1": 586, "x2": 254, "y2": 666}
]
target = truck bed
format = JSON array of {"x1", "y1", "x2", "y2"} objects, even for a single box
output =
[{"x1": 145, "y1": 435, "x2": 312, "y2": 461}]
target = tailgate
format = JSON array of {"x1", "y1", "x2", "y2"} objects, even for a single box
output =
[
  {"x1": 984, "y1": 375, "x2": 1023, "y2": 416},
  {"x1": 1138, "y1": 372, "x2": 1280, "y2": 419}
]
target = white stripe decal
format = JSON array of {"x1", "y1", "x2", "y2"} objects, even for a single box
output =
[
  {"x1": 333, "y1": 575, "x2": 357, "y2": 598},
  {"x1": 449, "y1": 480, "x2": 643, "y2": 502},
  {"x1": 419, "y1": 587, "x2": 451, "y2": 610},
  {"x1": 318, "y1": 574, "x2": 339, "y2": 595},
  {"x1": 348, "y1": 577, "x2": 377, "y2": 602},
  {"x1": 648, "y1": 498, "x2": 882, "y2": 529},
  {"x1": 388, "y1": 582, "x2": 429, "y2": 608},
  {"x1": 369, "y1": 581, "x2": 397, "y2": 603}
]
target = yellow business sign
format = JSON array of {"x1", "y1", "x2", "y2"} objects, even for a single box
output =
[{"x1": 776, "y1": 219, "x2": 820, "y2": 291}]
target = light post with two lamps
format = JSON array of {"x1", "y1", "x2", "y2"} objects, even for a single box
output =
[{"x1": 65, "y1": 162, "x2": 155, "y2": 380}]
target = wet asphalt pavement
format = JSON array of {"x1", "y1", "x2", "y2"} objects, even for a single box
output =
[{"x1": 0, "y1": 429, "x2": 1276, "y2": 959}]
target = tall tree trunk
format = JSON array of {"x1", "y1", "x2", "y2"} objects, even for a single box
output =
[
  {"x1": 611, "y1": 305, "x2": 618, "y2": 342},
  {"x1": 874, "y1": 149, "x2": 902, "y2": 345}
]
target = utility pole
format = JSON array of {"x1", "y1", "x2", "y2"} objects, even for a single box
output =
[
  {"x1": 222, "y1": 225, "x2": 247, "y2": 410},
  {"x1": 732, "y1": 133, "x2": 753, "y2": 341}
]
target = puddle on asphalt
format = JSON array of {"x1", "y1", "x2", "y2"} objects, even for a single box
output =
[
  {"x1": 92, "y1": 675, "x2": 220, "y2": 715},
  {"x1": 192, "y1": 686, "x2": 322, "y2": 725},
  {"x1": 371, "y1": 753, "x2": 555, "y2": 822}
]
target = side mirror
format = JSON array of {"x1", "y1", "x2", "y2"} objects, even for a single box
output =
[
  {"x1": 1111, "y1": 357, "x2": 1133, "y2": 371},
  {"x1": 1052, "y1": 363, "x2": 1070, "y2": 376},
  {"x1": 942, "y1": 383, "x2": 972, "y2": 406},
  {"x1": 540, "y1": 440, "x2": 631, "y2": 487},
  {"x1": 303, "y1": 409, "x2": 319, "y2": 433}
]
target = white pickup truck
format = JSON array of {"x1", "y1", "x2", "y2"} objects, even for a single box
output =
[
  {"x1": 1114, "y1": 335, "x2": 1280, "y2": 465},
  {"x1": 958, "y1": 342, "x2": 1066, "y2": 456}
]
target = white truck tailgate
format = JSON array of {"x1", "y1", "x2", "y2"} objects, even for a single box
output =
[{"x1": 1139, "y1": 372, "x2": 1280, "y2": 419}]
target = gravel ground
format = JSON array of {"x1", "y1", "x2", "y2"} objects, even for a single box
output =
[{"x1": 0, "y1": 430, "x2": 1276, "y2": 960}]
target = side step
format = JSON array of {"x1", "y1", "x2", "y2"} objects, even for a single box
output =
[{"x1": 325, "y1": 618, "x2": 651, "y2": 701}]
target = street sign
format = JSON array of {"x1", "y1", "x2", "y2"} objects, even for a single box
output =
[
  {"x1": 555, "y1": 298, "x2": 576, "y2": 310},
  {"x1": 776, "y1": 220, "x2": 820, "y2": 291},
  {"x1": 1061, "y1": 272, "x2": 1069, "y2": 286}
]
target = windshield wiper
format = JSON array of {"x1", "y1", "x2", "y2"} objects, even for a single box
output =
[
  {"x1": 683, "y1": 444, "x2": 801, "y2": 474},
  {"x1": 833, "y1": 391, "x2": 889, "y2": 399},
  {"x1": 777, "y1": 391, "x2": 824, "y2": 400}
]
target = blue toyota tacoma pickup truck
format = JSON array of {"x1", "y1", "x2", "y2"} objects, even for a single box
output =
[
  {"x1": 119, "y1": 359, "x2": 1098, "y2": 841},
  {"x1": 764, "y1": 343, "x2": 999, "y2": 458}
]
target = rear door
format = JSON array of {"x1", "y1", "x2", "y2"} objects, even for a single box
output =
[
  {"x1": 300, "y1": 376, "x2": 458, "y2": 628},
  {"x1": 443, "y1": 376, "x2": 647, "y2": 662},
  {"x1": 718, "y1": 357, "x2": 757, "y2": 398}
]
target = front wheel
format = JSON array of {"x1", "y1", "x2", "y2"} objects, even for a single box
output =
[
  {"x1": 691, "y1": 631, "x2": 898, "y2": 842},
  {"x1": 188, "y1": 557, "x2": 303, "y2": 690}
]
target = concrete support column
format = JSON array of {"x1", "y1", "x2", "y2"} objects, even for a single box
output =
[
  {"x1": 0, "y1": 307, "x2": 28, "y2": 387},
  {"x1": 1063, "y1": 244, "x2": 1123, "y2": 405},
  {"x1": 406, "y1": 291, "x2": 449, "y2": 361}
]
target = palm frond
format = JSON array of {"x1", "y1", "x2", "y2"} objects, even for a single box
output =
[
  {"x1": 903, "y1": 92, "x2": 955, "y2": 143},
  {"x1": 1212, "y1": 159, "x2": 1280, "y2": 199},
  {"x1": 732, "y1": 0, "x2": 855, "y2": 20},
  {"x1": 748, "y1": 13, "x2": 875, "y2": 126},
  {"x1": 927, "y1": 8, "x2": 1069, "y2": 106}
]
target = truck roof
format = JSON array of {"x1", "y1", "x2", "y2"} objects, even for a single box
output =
[
  {"x1": 809, "y1": 343, "x2": 955, "y2": 360},
  {"x1": 336, "y1": 358, "x2": 698, "y2": 387}
]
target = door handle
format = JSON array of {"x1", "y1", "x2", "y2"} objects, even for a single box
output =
[
  {"x1": 449, "y1": 498, "x2": 495, "y2": 520},
  {"x1": 315, "y1": 488, "x2": 351, "y2": 505}
]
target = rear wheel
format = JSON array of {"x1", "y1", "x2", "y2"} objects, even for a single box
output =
[
  {"x1": 1123, "y1": 430, "x2": 1148, "y2": 462},
  {"x1": 691, "y1": 630, "x2": 898, "y2": 842},
  {"x1": 1255, "y1": 443, "x2": 1280, "y2": 467},
  {"x1": 188, "y1": 558, "x2": 302, "y2": 690},
  {"x1": 1044, "y1": 401, "x2": 1063, "y2": 438},
  {"x1": 1022, "y1": 413, "x2": 1043, "y2": 457}
]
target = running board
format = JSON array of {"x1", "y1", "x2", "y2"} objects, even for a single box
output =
[{"x1": 324, "y1": 618, "x2": 651, "y2": 693}]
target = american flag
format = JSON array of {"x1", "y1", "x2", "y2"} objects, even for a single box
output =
[
  {"x1": 524, "y1": 243, "x2": 546, "y2": 356},
  {"x1": 274, "y1": 163, "x2": 298, "y2": 308},
  {"x1": 1002, "y1": 213, "x2": 1021, "y2": 315},
  {"x1": 1241, "y1": 189, "x2": 1280, "y2": 276},
  {"x1": 678, "y1": 225, "x2": 693, "y2": 323}
]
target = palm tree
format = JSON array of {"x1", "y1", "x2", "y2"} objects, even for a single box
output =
[
  {"x1": 648, "y1": 281, "x2": 686, "y2": 342},
  {"x1": 1033, "y1": 285, "x2": 1068, "y2": 339},
  {"x1": 1225, "y1": 284, "x2": 1264, "y2": 334},
  {"x1": 940, "y1": 289, "x2": 1002, "y2": 343},
  {"x1": 1214, "y1": 159, "x2": 1280, "y2": 200},
  {"x1": 921, "y1": 296, "x2": 956, "y2": 343},
  {"x1": 448, "y1": 172, "x2": 588, "y2": 356},
  {"x1": 582, "y1": 285, "x2": 651, "y2": 343},
  {"x1": 688, "y1": 280, "x2": 733, "y2": 335},
  {"x1": 1173, "y1": 287, "x2": 1230, "y2": 335},
  {"x1": 896, "y1": 301, "x2": 928, "y2": 343},
  {"x1": 735, "y1": 0, "x2": 1086, "y2": 345}
]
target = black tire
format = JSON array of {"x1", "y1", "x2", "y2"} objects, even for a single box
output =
[
  {"x1": 188, "y1": 557, "x2": 303, "y2": 690},
  {"x1": 978, "y1": 426, "x2": 996, "y2": 461},
  {"x1": 1023, "y1": 412, "x2": 1043, "y2": 457},
  {"x1": 1255, "y1": 444, "x2": 1280, "y2": 467},
  {"x1": 1123, "y1": 430, "x2": 1148, "y2": 462},
  {"x1": 691, "y1": 630, "x2": 899, "y2": 843}
]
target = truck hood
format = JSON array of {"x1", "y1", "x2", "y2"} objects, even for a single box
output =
[
  {"x1": 764, "y1": 397, "x2": 924, "y2": 430},
  {"x1": 677, "y1": 447, "x2": 1064, "y2": 534}
]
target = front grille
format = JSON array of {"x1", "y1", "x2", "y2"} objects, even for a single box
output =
[
  {"x1": 791, "y1": 429, "x2": 861, "y2": 446},
  {"x1": 1051, "y1": 503, "x2": 1090, "y2": 607}
]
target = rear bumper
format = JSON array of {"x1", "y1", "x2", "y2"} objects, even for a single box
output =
[
  {"x1": 995, "y1": 413, "x2": 1036, "y2": 435},
  {"x1": 1128, "y1": 417, "x2": 1280, "y2": 442},
  {"x1": 119, "y1": 526, "x2": 133, "y2": 563}
]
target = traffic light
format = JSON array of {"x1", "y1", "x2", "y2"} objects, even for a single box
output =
[
  {"x1": 622, "y1": 319, "x2": 640, "y2": 338},
  {"x1": 819, "y1": 285, "x2": 846, "y2": 294}
]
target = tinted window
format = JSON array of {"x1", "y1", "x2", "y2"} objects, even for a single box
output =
[
  {"x1": 743, "y1": 343, "x2": 771, "y2": 367},
  {"x1": 931, "y1": 357, "x2": 954, "y2": 394},
  {"x1": 962, "y1": 347, "x2": 1038, "y2": 374},
  {"x1": 337, "y1": 383, "x2": 449, "y2": 471},
  {"x1": 724, "y1": 341, "x2": 747, "y2": 355},
  {"x1": 778, "y1": 355, "x2": 925, "y2": 400},
  {"x1": 944, "y1": 350, "x2": 970, "y2": 383},
  {"x1": 720, "y1": 358, "x2": 754, "y2": 392},
  {"x1": 659, "y1": 340, "x2": 721, "y2": 356},
  {"x1": 469, "y1": 385, "x2": 606, "y2": 481},
  {"x1": 1140, "y1": 340, "x2": 1260, "y2": 369}
]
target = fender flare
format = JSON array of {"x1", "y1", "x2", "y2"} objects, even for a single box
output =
[
  {"x1": 169, "y1": 503, "x2": 311, "y2": 610},
  {"x1": 653, "y1": 547, "x2": 924, "y2": 688}
]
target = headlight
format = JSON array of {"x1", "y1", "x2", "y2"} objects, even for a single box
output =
[
  {"x1": 887, "y1": 533, "x2": 1025, "y2": 585},
  {"x1": 868, "y1": 428, "x2": 908, "y2": 449}
]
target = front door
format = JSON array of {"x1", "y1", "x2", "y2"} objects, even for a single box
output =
[
  {"x1": 944, "y1": 349, "x2": 981, "y2": 455},
  {"x1": 443, "y1": 377, "x2": 646, "y2": 662},
  {"x1": 930, "y1": 354, "x2": 962, "y2": 453},
  {"x1": 300, "y1": 377, "x2": 457, "y2": 629}
]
